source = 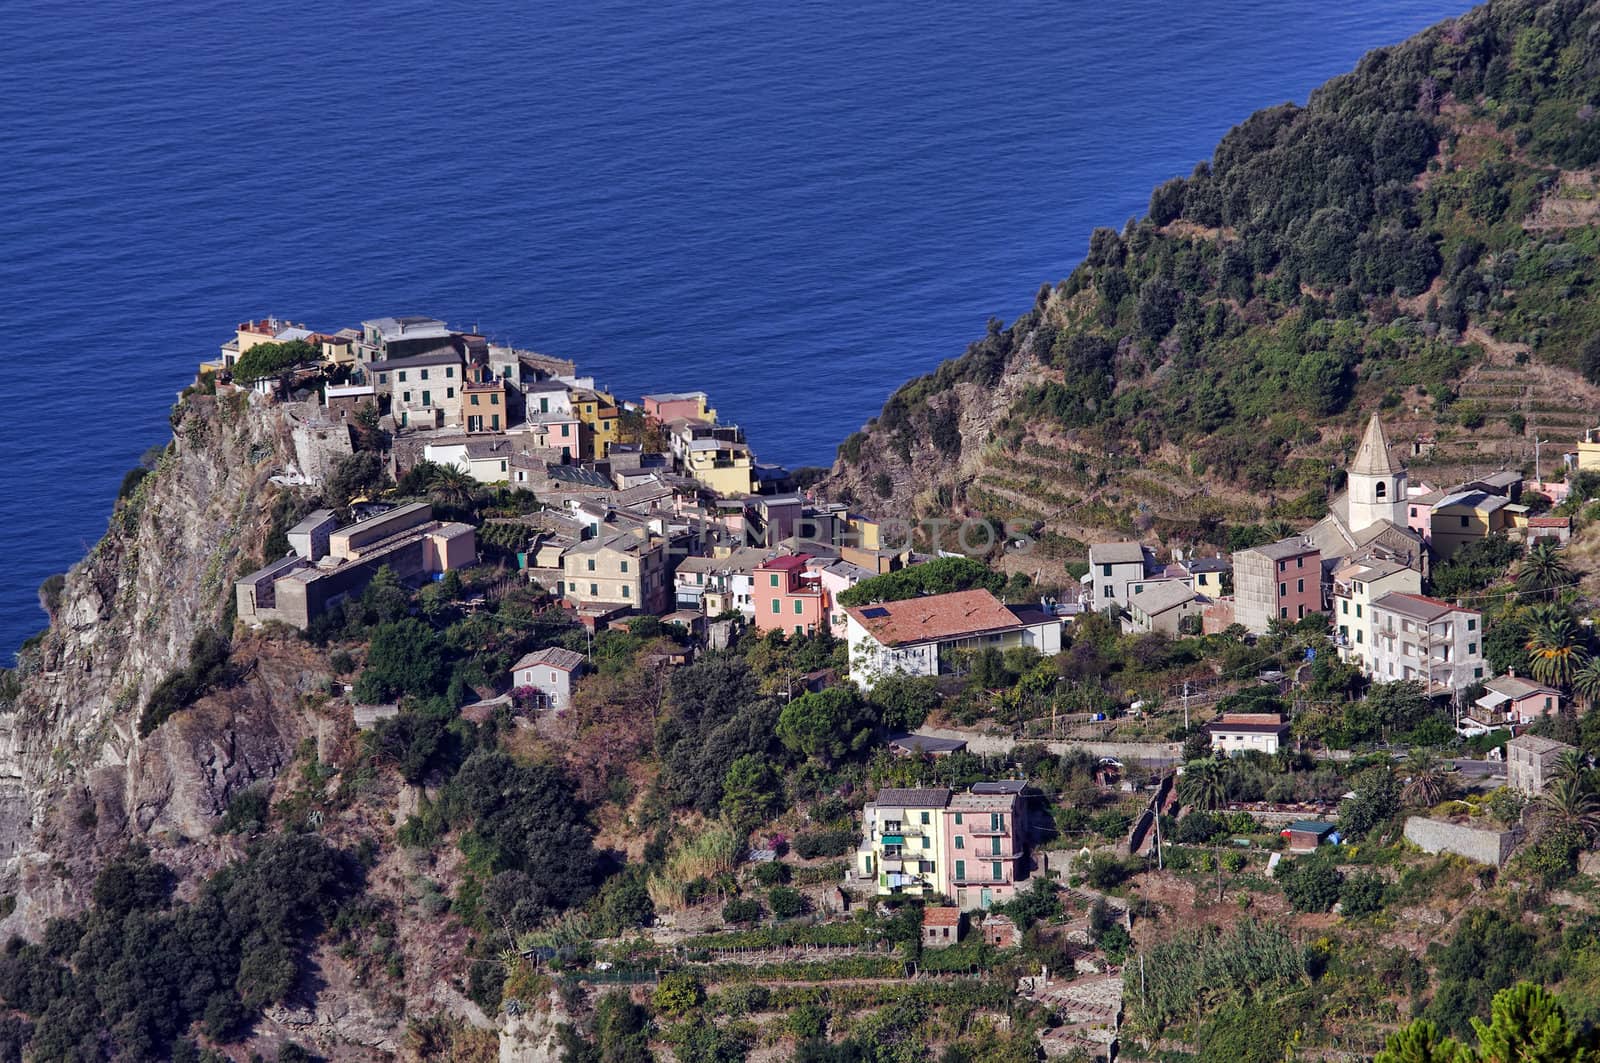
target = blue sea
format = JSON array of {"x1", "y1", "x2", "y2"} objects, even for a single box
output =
[{"x1": 0, "y1": 0, "x2": 1469, "y2": 656}]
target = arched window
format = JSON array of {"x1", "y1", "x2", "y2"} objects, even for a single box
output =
[{"x1": 1374, "y1": 481, "x2": 1387, "y2": 499}]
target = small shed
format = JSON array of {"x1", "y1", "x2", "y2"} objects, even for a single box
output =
[
  {"x1": 980, "y1": 913, "x2": 1018, "y2": 949},
  {"x1": 1282, "y1": 820, "x2": 1339, "y2": 853},
  {"x1": 922, "y1": 906, "x2": 962, "y2": 948}
]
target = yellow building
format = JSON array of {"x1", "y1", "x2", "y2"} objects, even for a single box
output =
[
  {"x1": 1579, "y1": 427, "x2": 1600, "y2": 472},
  {"x1": 854, "y1": 788, "x2": 950, "y2": 898},
  {"x1": 1430, "y1": 490, "x2": 1514, "y2": 561},
  {"x1": 560, "y1": 527, "x2": 670, "y2": 614},
  {"x1": 571, "y1": 388, "x2": 621, "y2": 458},
  {"x1": 463, "y1": 377, "x2": 508, "y2": 433}
]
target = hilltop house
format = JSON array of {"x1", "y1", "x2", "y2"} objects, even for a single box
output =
[
  {"x1": 1430, "y1": 489, "x2": 1515, "y2": 561},
  {"x1": 854, "y1": 788, "x2": 950, "y2": 899},
  {"x1": 844, "y1": 588, "x2": 1062, "y2": 690},
  {"x1": 510, "y1": 646, "x2": 589, "y2": 711}
]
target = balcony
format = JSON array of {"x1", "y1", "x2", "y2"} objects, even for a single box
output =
[{"x1": 966, "y1": 824, "x2": 1009, "y2": 837}]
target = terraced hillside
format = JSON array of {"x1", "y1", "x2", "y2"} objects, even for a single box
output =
[{"x1": 823, "y1": 0, "x2": 1600, "y2": 574}]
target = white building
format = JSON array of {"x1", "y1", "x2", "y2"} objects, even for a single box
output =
[
  {"x1": 1085, "y1": 542, "x2": 1151, "y2": 613},
  {"x1": 845, "y1": 588, "x2": 1062, "y2": 691},
  {"x1": 424, "y1": 437, "x2": 518, "y2": 484},
  {"x1": 1367, "y1": 592, "x2": 1485, "y2": 695},
  {"x1": 1206, "y1": 713, "x2": 1291, "y2": 756},
  {"x1": 1332, "y1": 554, "x2": 1422, "y2": 670},
  {"x1": 510, "y1": 646, "x2": 589, "y2": 710}
]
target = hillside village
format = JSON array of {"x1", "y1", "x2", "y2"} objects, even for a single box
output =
[{"x1": 86, "y1": 310, "x2": 1600, "y2": 1061}]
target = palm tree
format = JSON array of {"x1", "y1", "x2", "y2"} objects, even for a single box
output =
[
  {"x1": 428, "y1": 464, "x2": 478, "y2": 509},
  {"x1": 1517, "y1": 541, "x2": 1572, "y2": 597},
  {"x1": 1572, "y1": 658, "x2": 1600, "y2": 708},
  {"x1": 1550, "y1": 748, "x2": 1589, "y2": 790},
  {"x1": 1178, "y1": 759, "x2": 1230, "y2": 812},
  {"x1": 1536, "y1": 776, "x2": 1600, "y2": 843},
  {"x1": 1402, "y1": 750, "x2": 1453, "y2": 808},
  {"x1": 1524, "y1": 606, "x2": 1591, "y2": 689}
]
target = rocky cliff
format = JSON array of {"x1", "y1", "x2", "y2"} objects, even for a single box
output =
[{"x1": 0, "y1": 386, "x2": 312, "y2": 931}]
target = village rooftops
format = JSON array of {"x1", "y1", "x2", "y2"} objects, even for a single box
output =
[
  {"x1": 545, "y1": 466, "x2": 613, "y2": 489},
  {"x1": 511, "y1": 646, "x2": 588, "y2": 673},
  {"x1": 1185, "y1": 557, "x2": 1231, "y2": 573},
  {"x1": 1088, "y1": 542, "x2": 1147, "y2": 565},
  {"x1": 1373, "y1": 592, "x2": 1476, "y2": 623},
  {"x1": 971, "y1": 780, "x2": 1027, "y2": 795},
  {"x1": 845, "y1": 588, "x2": 1025, "y2": 648},
  {"x1": 523, "y1": 379, "x2": 572, "y2": 393},
  {"x1": 874, "y1": 787, "x2": 951, "y2": 808}
]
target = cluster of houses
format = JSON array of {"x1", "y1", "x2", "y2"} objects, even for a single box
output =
[
  {"x1": 1085, "y1": 414, "x2": 1572, "y2": 737},
  {"x1": 220, "y1": 313, "x2": 1081, "y2": 707}
]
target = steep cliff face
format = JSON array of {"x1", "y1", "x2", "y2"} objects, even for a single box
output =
[{"x1": 0, "y1": 387, "x2": 307, "y2": 931}]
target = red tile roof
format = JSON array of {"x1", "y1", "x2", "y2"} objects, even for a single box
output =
[
  {"x1": 846, "y1": 589, "x2": 1023, "y2": 647},
  {"x1": 1529, "y1": 516, "x2": 1570, "y2": 528},
  {"x1": 759, "y1": 554, "x2": 811, "y2": 572},
  {"x1": 923, "y1": 907, "x2": 961, "y2": 927}
]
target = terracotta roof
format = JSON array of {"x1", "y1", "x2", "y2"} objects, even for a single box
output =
[
  {"x1": 1207, "y1": 713, "x2": 1289, "y2": 735},
  {"x1": 1529, "y1": 516, "x2": 1570, "y2": 528},
  {"x1": 923, "y1": 907, "x2": 961, "y2": 927},
  {"x1": 846, "y1": 589, "x2": 1022, "y2": 648}
]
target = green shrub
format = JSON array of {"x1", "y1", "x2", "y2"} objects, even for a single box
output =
[{"x1": 768, "y1": 887, "x2": 805, "y2": 919}]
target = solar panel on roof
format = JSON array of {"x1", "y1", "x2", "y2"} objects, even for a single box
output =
[{"x1": 862, "y1": 607, "x2": 889, "y2": 618}]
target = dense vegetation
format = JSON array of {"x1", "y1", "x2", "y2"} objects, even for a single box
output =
[{"x1": 835, "y1": 0, "x2": 1600, "y2": 525}]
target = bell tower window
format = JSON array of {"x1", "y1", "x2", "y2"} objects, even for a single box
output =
[{"x1": 1375, "y1": 481, "x2": 1387, "y2": 499}]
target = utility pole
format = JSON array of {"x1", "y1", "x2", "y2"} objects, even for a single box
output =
[
  {"x1": 1183, "y1": 681, "x2": 1190, "y2": 731},
  {"x1": 1536, "y1": 437, "x2": 1550, "y2": 484}
]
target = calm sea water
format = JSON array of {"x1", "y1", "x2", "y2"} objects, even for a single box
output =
[{"x1": 0, "y1": 0, "x2": 1468, "y2": 655}]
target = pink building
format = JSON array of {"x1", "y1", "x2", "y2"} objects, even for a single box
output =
[
  {"x1": 642, "y1": 391, "x2": 714, "y2": 425},
  {"x1": 1406, "y1": 488, "x2": 1445, "y2": 543},
  {"x1": 753, "y1": 554, "x2": 828, "y2": 635},
  {"x1": 943, "y1": 785, "x2": 1024, "y2": 911}
]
